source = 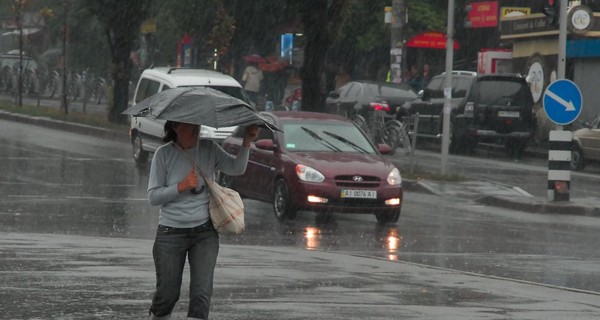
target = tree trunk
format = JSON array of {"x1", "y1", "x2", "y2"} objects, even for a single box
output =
[
  {"x1": 300, "y1": 1, "x2": 328, "y2": 112},
  {"x1": 300, "y1": 0, "x2": 348, "y2": 112}
]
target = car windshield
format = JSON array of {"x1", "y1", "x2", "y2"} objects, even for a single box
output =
[
  {"x1": 365, "y1": 83, "x2": 417, "y2": 99},
  {"x1": 282, "y1": 120, "x2": 376, "y2": 154},
  {"x1": 423, "y1": 77, "x2": 471, "y2": 99},
  {"x1": 179, "y1": 85, "x2": 250, "y2": 104}
]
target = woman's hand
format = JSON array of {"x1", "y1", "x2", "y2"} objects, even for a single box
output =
[
  {"x1": 177, "y1": 169, "x2": 199, "y2": 193},
  {"x1": 242, "y1": 125, "x2": 260, "y2": 148}
]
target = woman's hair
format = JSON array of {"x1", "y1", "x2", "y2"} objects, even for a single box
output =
[{"x1": 163, "y1": 121, "x2": 178, "y2": 143}]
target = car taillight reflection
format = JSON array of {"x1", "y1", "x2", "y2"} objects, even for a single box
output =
[{"x1": 369, "y1": 102, "x2": 390, "y2": 112}]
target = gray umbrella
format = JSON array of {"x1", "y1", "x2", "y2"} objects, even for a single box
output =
[{"x1": 122, "y1": 86, "x2": 280, "y2": 131}]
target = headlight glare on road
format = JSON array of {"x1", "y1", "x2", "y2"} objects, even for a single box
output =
[
  {"x1": 296, "y1": 164, "x2": 325, "y2": 182},
  {"x1": 387, "y1": 168, "x2": 402, "y2": 186}
]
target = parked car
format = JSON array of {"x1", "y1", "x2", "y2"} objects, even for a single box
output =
[
  {"x1": 571, "y1": 115, "x2": 600, "y2": 170},
  {"x1": 325, "y1": 80, "x2": 418, "y2": 119},
  {"x1": 220, "y1": 111, "x2": 403, "y2": 224},
  {"x1": 399, "y1": 71, "x2": 536, "y2": 157},
  {"x1": 128, "y1": 67, "x2": 251, "y2": 164}
]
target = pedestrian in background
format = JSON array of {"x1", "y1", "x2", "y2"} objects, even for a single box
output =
[
  {"x1": 242, "y1": 62, "x2": 263, "y2": 106},
  {"x1": 147, "y1": 120, "x2": 259, "y2": 320}
]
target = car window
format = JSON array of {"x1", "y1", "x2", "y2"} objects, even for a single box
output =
[
  {"x1": 423, "y1": 77, "x2": 444, "y2": 99},
  {"x1": 476, "y1": 79, "x2": 528, "y2": 105},
  {"x1": 452, "y1": 77, "x2": 472, "y2": 98},
  {"x1": 592, "y1": 117, "x2": 600, "y2": 129},
  {"x1": 135, "y1": 78, "x2": 160, "y2": 103},
  {"x1": 282, "y1": 121, "x2": 376, "y2": 154},
  {"x1": 346, "y1": 83, "x2": 362, "y2": 98},
  {"x1": 369, "y1": 83, "x2": 417, "y2": 99}
]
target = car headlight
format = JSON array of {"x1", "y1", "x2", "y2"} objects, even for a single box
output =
[
  {"x1": 387, "y1": 168, "x2": 402, "y2": 186},
  {"x1": 296, "y1": 164, "x2": 325, "y2": 182}
]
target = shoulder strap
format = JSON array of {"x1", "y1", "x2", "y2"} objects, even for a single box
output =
[{"x1": 173, "y1": 143, "x2": 211, "y2": 181}]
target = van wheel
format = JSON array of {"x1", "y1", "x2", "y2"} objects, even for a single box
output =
[{"x1": 132, "y1": 134, "x2": 149, "y2": 164}]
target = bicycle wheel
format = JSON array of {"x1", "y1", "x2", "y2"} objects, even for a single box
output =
[
  {"x1": 351, "y1": 114, "x2": 371, "y2": 137},
  {"x1": 383, "y1": 120, "x2": 411, "y2": 155}
]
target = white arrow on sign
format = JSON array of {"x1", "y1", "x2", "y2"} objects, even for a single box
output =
[{"x1": 545, "y1": 90, "x2": 576, "y2": 111}]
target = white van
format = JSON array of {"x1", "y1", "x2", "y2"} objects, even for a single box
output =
[{"x1": 129, "y1": 67, "x2": 250, "y2": 164}]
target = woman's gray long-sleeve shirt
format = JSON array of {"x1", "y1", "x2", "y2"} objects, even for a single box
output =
[{"x1": 147, "y1": 139, "x2": 249, "y2": 228}]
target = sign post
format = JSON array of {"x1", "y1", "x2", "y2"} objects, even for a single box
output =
[{"x1": 543, "y1": 79, "x2": 583, "y2": 201}]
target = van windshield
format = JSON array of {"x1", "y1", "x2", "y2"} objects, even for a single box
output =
[{"x1": 207, "y1": 85, "x2": 251, "y2": 104}]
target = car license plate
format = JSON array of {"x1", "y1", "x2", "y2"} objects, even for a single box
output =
[
  {"x1": 498, "y1": 111, "x2": 520, "y2": 118},
  {"x1": 341, "y1": 189, "x2": 377, "y2": 199}
]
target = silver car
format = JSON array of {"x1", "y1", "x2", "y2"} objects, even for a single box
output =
[{"x1": 571, "y1": 115, "x2": 600, "y2": 170}]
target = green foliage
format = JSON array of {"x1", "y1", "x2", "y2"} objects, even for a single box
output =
[{"x1": 406, "y1": 0, "x2": 447, "y2": 36}]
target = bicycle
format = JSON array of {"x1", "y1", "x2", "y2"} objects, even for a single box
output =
[{"x1": 351, "y1": 110, "x2": 411, "y2": 155}]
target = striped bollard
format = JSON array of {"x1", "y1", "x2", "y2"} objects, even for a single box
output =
[{"x1": 548, "y1": 130, "x2": 572, "y2": 201}]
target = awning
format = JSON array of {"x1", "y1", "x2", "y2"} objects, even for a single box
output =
[{"x1": 406, "y1": 31, "x2": 460, "y2": 50}]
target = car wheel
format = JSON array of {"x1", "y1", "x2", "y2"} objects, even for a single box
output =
[
  {"x1": 375, "y1": 209, "x2": 400, "y2": 224},
  {"x1": 571, "y1": 145, "x2": 586, "y2": 171},
  {"x1": 132, "y1": 134, "x2": 149, "y2": 165},
  {"x1": 273, "y1": 178, "x2": 297, "y2": 221}
]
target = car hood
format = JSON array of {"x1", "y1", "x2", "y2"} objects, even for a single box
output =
[{"x1": 291, "y1": 151, "x2": 397, "y2": 177}]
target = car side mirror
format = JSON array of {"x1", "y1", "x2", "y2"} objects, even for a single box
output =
[
  {"x1": 377, "y1": 143, "x2": 392, "y2": 155},
  {"x1": 328, "y1": 91, "x2": 340, "y2": 99},
  {"x1": 255, "y1": 139, "x2": 277, "y2": 151}
]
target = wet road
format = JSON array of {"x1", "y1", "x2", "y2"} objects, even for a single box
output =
[{"x1": 2, "y1": 119, "x2": 600, "y2": 294}]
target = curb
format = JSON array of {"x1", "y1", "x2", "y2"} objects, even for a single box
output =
[
  {"x1": 402, "y1": 178, "x2": 439, "y2": 195},
  {"x1": 0, "y1": 110, "x2": 126, "y2": 141},
  {"x1": 476, "y1": 195, "x2": 600, "y2": 216}
]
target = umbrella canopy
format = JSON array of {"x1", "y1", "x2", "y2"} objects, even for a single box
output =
[
  {"x1": 122, "y1": 87, "x2": 280, "y2": 131},
  {"x1": 242, "y1": 54, "x2": 266, "y2": 64},
  {"x1": 258, "y1": 56, "x2": 289, "y2": 73}
]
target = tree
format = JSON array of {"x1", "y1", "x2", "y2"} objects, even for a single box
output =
[
  {"x1": 299, "y1": 0, "x2": 350, "y2": 112},
  {"x1": 154, "y1": 0, "x2": 236, "y2": 69},
  {"x1": 85, "y1": 0, "x2": 150, "y2": 123}
]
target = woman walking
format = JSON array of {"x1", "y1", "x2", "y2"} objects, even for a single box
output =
[{"x1": 147, "y1": 121, "x2": 258, "y2": 320}]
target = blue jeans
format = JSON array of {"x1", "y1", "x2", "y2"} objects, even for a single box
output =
[{"x1": 149, "y1": 222, "x2": 219, "y2": 319}]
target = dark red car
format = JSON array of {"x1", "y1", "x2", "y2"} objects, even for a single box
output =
[{"x1": 220, "y1": 111, "x2": 403, "y2": 224}]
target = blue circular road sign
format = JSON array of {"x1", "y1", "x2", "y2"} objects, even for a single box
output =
[{"x1": 542, "y1": 79, "x2": 583, "y2": 125}]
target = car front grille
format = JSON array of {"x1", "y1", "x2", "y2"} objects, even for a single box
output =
[{"x1": 334, "y1": 175, "x2": 381, "y2": 188}]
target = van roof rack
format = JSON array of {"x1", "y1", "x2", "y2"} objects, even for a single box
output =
[{"x1": 440, "y1": 70, "x2": 477, "y2": 76}]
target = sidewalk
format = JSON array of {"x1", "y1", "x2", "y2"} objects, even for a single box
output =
[{"x1": 2, "y1": 232, "x2": 600, "y2": 319}]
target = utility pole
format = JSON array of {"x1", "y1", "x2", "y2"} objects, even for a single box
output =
[
  {"x1": 557, "y1": 0, "x2": 567, "y2": 79},
  {"x1": 60, "y1": 0, "x2": 69, "y2": 115},
  {"x1": 441, "y1": 0, "x2": 455, "y2": 175},
  {"x1": 390, "y1": 0, "x2": 406, "y2": 84}
]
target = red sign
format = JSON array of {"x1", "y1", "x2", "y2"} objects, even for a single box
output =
[
  {"x1": 406, "y1": 32, "x2": 460, "y2": 50},
  {"x1": 468, "y1": 1, "x2": 498, "y2": 28}
]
